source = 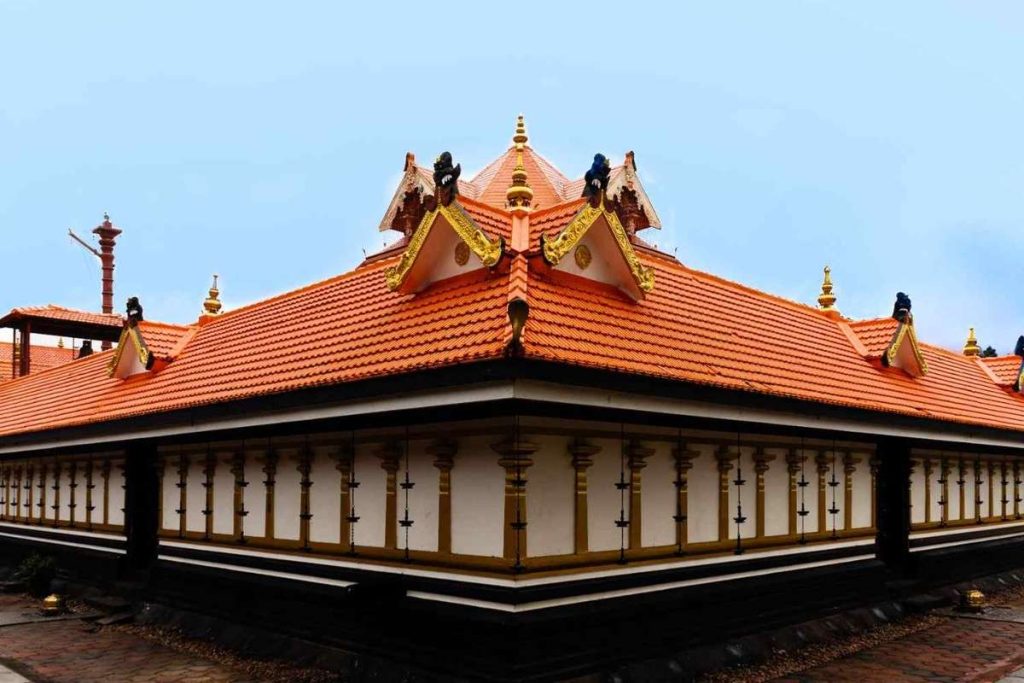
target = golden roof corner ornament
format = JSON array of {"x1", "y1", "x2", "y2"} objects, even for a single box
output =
[
  {"x1": 505, "y1": 115, "x2": 533, "y2": 213},
  {"x1": 203, "y1": 274, "x2": 223, "y2": 317},
  {"x1": 817, "y1": 266, "x2": 838, "y2": 311},
  {"x1": 540, "y1": 195, "x2": 654, "y2": 296},
  {"x1": 963, "y1": 327, "x2": 981, "y2": 357}
]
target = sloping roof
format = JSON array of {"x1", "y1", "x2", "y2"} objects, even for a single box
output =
[
  {"x1": 981, "y1": 355, "x2": 1023, "y2": 387},
  {"x1": 0, "y1": 342, "x2": 77, "y2": 382},
  {"x1": 1, "y1": 124, "x2": 1023, "y2": 441},
  {"x1": 0, "y1": 305, "x2": 123, "y2": 328}
]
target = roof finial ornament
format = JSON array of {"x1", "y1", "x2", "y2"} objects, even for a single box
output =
[
  {"x1": 203, "y1": 274, "x2": 223, "y2": 316},
  {"x1": 817, "y1": 265, "x2": 837, "y2": 311},
  {"x1": 57, "y1": 337, "x2": 65, "y2": 349},
  {"x1": 963, "y1": 327, "x2": 981, "y2": 357},
  {"x1": 126, "y1": 296, "x2": 144, "y2": 326},
  {"x1": 581, "y1": 153, "x2": 611, "y2": 208},
  {"x1": 506, "y1": 115, "x2": 533, "y2": 212},
  {"x1": 892, "y1": 292, "x2": 912, "y2": 323}
]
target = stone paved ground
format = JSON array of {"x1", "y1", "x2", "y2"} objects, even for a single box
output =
[
  {"x1": 0, "y1": 595, "x2": 252, "y2": 683},
  {"x1": 773, "y1": 616, "x2": 1024, "y2": 682}
]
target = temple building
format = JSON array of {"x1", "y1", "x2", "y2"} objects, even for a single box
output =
[{"x1": 1, "y1": 117, "x2": 1023, "y2": 679}]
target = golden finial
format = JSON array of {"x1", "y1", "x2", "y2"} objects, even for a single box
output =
[
  {"x1": 506, "y1": 114, "x2": 533, "y2": 212},
  {"x1": 963, "y1": 327, "x2": 981, "y2": 357},
  {"x1": 817, "y1": 266, "x2": 837, "y2": 311},
  {"x1": 57, "y1": 337, "x2": 65, "y2": 349},
  {"x1": 202, "y1": 274, "x2": 223, "y2": 316}
]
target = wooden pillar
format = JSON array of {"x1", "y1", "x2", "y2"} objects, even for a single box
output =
[
  {"x1": 999, "y1": 460, "x2": 1008, "y2": 521},
  {"x1": 875, "y1": 437, "x2": 911, "y2": 571},
  {"x1": 753, "y1": 448, "x2": 774, "y2": 539},
  {"x1": 228, "y1": 451, "x2": 248, "y2": 543},
  {"x1": 672, "y1": 444, "x2": 697, "y2": 552},
  {"x1": 331, "y1": 444, "x2": 355, "y2": 552},
  {"x1": 922, "y1": 457, "x2": 933, "y2": 525},
  {"x1": 1015, "y1": 460, "x2": 1022, "y2": 521},
  {"x1": 815, "y1": 451, "x2": 830, "y2": 535},
  {"x1": 377, "y1": 441, "x2": 402, "y2": 551},
  {"x1": 957, "y1": 457, "x2": 966, "y2": 522},
  {"x1": 297, "y1": 447, "x2": 313, "y2": 551},
  {"x1": 567, "y1": 439, "x2": 598, "y2": 554},
  {"x1": 175, "y1": 453, "x2": 189, "y2": 537},
  {"x1": 100, "y1": 459, "x2": 111, "y2": 526},
  {"x1": 493, "y1": 435, "x2": 537, "y2": 564},
  {"x1": 988, "y1": 460, "x2": 996, "y2": 520},
  {"x1": 23, "y1": 464, "x2": 34, "y2": 523},
  {"x1": 428, "y1": 439, "x2": 457, "y2": 555},
  {"x1": 939, "y1": 457, "x2": 950, "y2": 527},
  {"x1": 261, "y1": 450, "x2": 278, "y2": 539},
  {"x1": 714, "y1": 446, "x2": 736, "y2": 542},
  {"x1": 84, "y1": 460, "x2": 96, "y2": 530},
  {"x1": 201, "y1": 452, "x2": 217, "y2": 540},
  {"x1": 974, "y1": 458, "x2": 984, "y2": 523},
  {"x1": 50, "y1": 461, "x2": 62, "y2": 528},
  {"x1": 36, "y1": 463, "x2": 47, "y2": 525},
  {"x1": 843, "y1": 452, "x2": 860, "y2": 531},
  {"x1": 785, "y1": 449, "x2": 803, "y2": 535},
  {"x1": 626, "y1": 441, "x2": 652, "y2": 550}
]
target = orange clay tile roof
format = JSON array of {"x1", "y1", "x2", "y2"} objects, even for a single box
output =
[
  {"x1": 0, "y1": 342, "x2": 77, "y2": 382},
  {"x1": 980, "y1": 356, "x2": 1023, "y2": 386},
  {"x1": 2, "y1": 133, "x2": 1024, "y2": 441},
  {"x1": 0, "y1": 305, "x2": 123, "y2": 328}
]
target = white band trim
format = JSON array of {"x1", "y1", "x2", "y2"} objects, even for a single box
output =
[
  {"x1": 0, "y1": 521, "x2": 124, "y2": 541},
  {"x1": 910, "y1": 529, "x2": 1024, "y2": 553},
  {"x1": 407, "y1": 553, "x2": 877, "y2": 612},
  {"x1": 0, "y1": 531, "x2": 125, "y2": 555},
  {"x1": 158, "y1": 555, "x2": 355, "y2": 588}
]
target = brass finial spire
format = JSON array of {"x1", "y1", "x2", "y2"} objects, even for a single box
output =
[
  {"x1": 202, "y1": 274, "x2": 223, "y2": 316},
  {"x1": 963, "y1": 327, "x2": 981, "y2": 357},
  {"x1": 817, "y1": 266, "x2": 837, "y2": 311},
  {"x1": 506, "y1": 114, "x2": 533, "y2": 212}
]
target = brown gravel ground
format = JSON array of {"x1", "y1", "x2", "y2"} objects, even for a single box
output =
[
  {"x1": 107, "y1": 622, "x2": 342, "y2": 683},
  {"x1": 701, "y1": 582, "x2": 1024, "y2": 683}
]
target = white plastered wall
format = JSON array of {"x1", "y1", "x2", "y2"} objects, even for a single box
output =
[
  {"x1": 852, "y1": 459, "x2": 873, "y2": 528},
  {"x1": 161, "y1": 458, "x2": 178, "y2": 531},
  {"x1": 212, "y1": 452, "x2": 235, "y2": 536},
  {"x1": 243, "y1": 452, "x2": 267, "y2": 538},
  {"x1": 450, "y1": 435, "x2": 503, "y2": 557},
  {"x1": 273, "y1": 449, "x2": 300, "y2": 541},
  {"x1": 527, "y1": 435, "x2": 574, "y2": 557},
  {"x1": 641, "y1": 443, "x2": 675, "y2": 548},
  {"x1": 185, "y1": 457, "x2": 206, "y2": 533},
  {"x1": 763, "y1": 449, "x2": 790, "y2": 537},
  {"x1": 587, "y1": 438, "x2": 625, "y2": 552},
  {"x1": 688, "y1": 444, "x2": 719, "y2": 543},
  {"x1": 395, "y1": 443, "x2": 440, "y2": 552},
  {"x1": 309, "y1": 449, "x2": 341, "y2": 544},
  {"x1": 352, "y1": 447, "x2": 386, "y2": 548},
  {"x1": 727, "y1": 448, "x2": 757, "y2": 540}
]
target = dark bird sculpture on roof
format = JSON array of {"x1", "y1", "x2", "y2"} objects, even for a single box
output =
[
  {"x1": 433, "y1": 152, "x2": 461, "y2": 207},
  {"x1": 892, "y1": 292, "x2": 912, "y2": 322},
  {"x1": 126, "y1": 297, "x2": 144, "y2": 325},
  {"x1": 1015, "y1": 335, "x2": 1024, "y2": 358},
  {"x1": 582, "y1": 153, "x2": 611, "y2": 205}
]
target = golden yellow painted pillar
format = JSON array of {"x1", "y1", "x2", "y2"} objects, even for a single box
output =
[
  {"x1": 785, "y1": 449, "x2": 803, "y2": 535},
  {"x1": 296, "y1": 447, "x2": 314, "y2": 550},
  {"x1": 567, "y1": 439, "x2": 598, "y2": 555},
  {"x1": 176, "y1": 454, "x2": 189, "y2": 537},
  {"x1": 672, "y1": 445, "x2": 698, "y2": 552},
  {"x1": 84, "y1": 460, "x2": 95, "y2": 530},
  {"x1": 1015, "y1": 460, "x2": 1022, "y2": 521},
  {"x1": 50, "y1": 460, "x2": 62, "y2": 528},
  {"x1": 957, "y1": 457, "x2": 966, "y2": 522},
  {"x1": 714, "y1": 446, "x2": 736, "y2": 542},
  {"x1": 428, "y1": 439, "x2": 457, "y2": 555},
  {"x1": 36, "y1": 463, "x2": 48, "y2": 526},
  {"x1": 922, "y1": 457, "x2": 933, "y2": 525},
  {"x1": 753, "y1": 448, "x2": 774, "y2": 539},
  {"x1": 99, "y1": 458, "x2": 111, "y2": 526},
  {"x1": 23, "y1": 464, "x2": 34, "y2": 523},
  {"x1": 843, "y1": 452, "x2": 860, "y2": 531},
  {"x1": 627, "y1": 441, "x2": 653, "y2": 550},
  {"x1": 815, "y1": 452, "x2": 830, "y2": 535},
  {"x1": 493, "y1": 435, "x2": 537, "y2": 564},
  {"x1": 228, "y1": 451, "x2": 248, "y2": 543},
  {"x1": 377, "y1": 441, "x2": 402, "y2": 551},
  {"x1": 202, "y1": 452, "x2": 217, "y2": 540},
  {"x1": 939, "y1": 457, "x2": 950, "y2": 527},
  {"x1": 261, "y1": 449, "x2": 278, "y2": 539},
  {"x1": 0, "y1": 465, "x2": 8, "y2": 521},
  {"x1": 12, "y1": 465, "x2": 22, "y2": 523}
]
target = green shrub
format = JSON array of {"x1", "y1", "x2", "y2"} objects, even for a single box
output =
[{"x1": 13, "y1": 554, "x2": 56, "y2": 597}]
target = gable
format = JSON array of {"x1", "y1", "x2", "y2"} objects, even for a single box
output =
[
  {"x1": 883, "y1": 319, "x2": 928, "y2": 377},
  {"x1": 109, "y1": 325, "x2": 153, "y2": 379},
  {"x1": 539, "y1": 198, "x2": 654, "y2": 300},
  {"x1": 385, "y1": 202, "x2": 504, "y2": 294}
]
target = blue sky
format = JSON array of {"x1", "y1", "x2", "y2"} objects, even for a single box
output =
[{"x1": 2, "y1": 2, "x2": 1022, "y2": 353}]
